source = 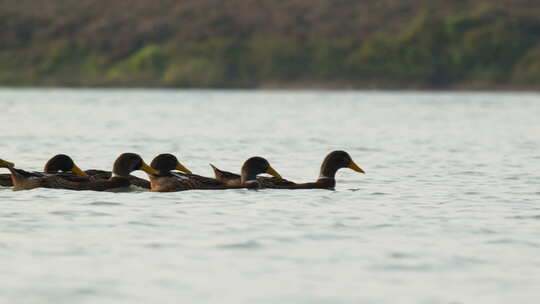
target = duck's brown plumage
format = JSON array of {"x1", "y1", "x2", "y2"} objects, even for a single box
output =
[
  {"x1": 82, "y1": 169, "x2": 151, "y2": 189},
  {"x1": 1, "y1": 153, "x2": 157, "y2": 191},
  {"x1": 149, "y1": 154, "x2": 284, "y2": 192},
  {"x1": 149, "y1": 154, "x2": 229, "y2": 192},
  {"x1": 0, "y1": 170, "x2": 27, "y2": 186},
  {"x1": 210, "y1": 156, "x2": 285, "y2": 190},
  {"x1": 210, "y1": 164, "x2": 296, "y2": 188},
  {"x1": 0, "y1": 155, "x2": 89, "y2": 188},
  {"x1": 209, "y1": 164, "x2": 241, "y2": 187},
  {"x1": 212, "y1": 151, "x2": 365, "y2": 190}
]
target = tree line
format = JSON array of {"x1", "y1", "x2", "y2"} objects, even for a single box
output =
[{"x1": 1, "y1": 1, "x2": 540, "y2": 88}]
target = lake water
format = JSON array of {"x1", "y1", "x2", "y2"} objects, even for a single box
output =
[{"x1": 0, "y1": 89, "x2": 539, "y2": 304}]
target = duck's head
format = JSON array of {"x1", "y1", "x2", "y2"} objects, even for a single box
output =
[
  {"x1": 150, "y1": 154, "x2": 192, "y2": 175},
  {"x1": 44, "y1": 154, "x2": 89, "y2": 177},
  {"x1": 112, "y1": 153, "x2": 159, "y2": 177},
  {"x1": 241, "y1": 156, "x2": 282, "y2": 184},
  {"x1": 0, "y1": 159, "x2": 15, "y2": 168},
  {"x1": 319, "y1": 150, "x2": 365, "y2": 179}
]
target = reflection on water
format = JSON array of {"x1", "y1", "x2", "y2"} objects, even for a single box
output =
[{"x1": 1, "y1": 89, "x2": 540, "y2": 303}]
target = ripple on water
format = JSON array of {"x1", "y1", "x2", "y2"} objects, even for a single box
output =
[
  {"x1": 455, "y1": 171, "x2": 485, "y2": 176},
  {"x1": 372, "y1": 262, "x2": 434, "y2": 272},
  {"x1": 74, "y1": 288, "x2": 98, "y2": 296},
  {"x1": 369, "y1": 223, "x2": 394, "y2": 229},
  {"x1": 303, "y1": 233, "x2": 354, "y2": 241},
  {"x1": 332, "y1": 221, "x2": 347, "y2": 228},
  {"x1": 50, "y1": 210, "x2": 76, "y2": 216},
  {"x1": 508, "y1": 214, "x2": 540, "y2": 220},
  {"x1": 485, "y1": 238, "x2": 540, "y2": 247},
  {"x1": 217, "y1": 240, "x2": 262, "y2": 249},
  {"x1": 473, "y1": 228, "x2": 497, "y2": 234},
  {"x1": 447, "y1": 255, "x2": 486, "y2": 268},
  {"x1": 86, "y1": 211, "x2": 112, "y2": 217},
  {"x1": 33, "y1": 194, "x2": 58, "y2": 199},
  {"x1": 126, "y1": 221, "x2": 158, "y2": 227},
  {"x1": 144, "y1": 242, "x2": 179, "y2": 249},
  {"x1": 87, "y1": 201, "x2": 123, "y2": 206},
  {"x1": 389, "y1": 252, "x2": 418, "y2": 259}
]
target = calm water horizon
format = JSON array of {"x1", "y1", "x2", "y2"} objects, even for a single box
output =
[{"x1": 1, "y1": 89, "x2": 539, "y2": 304}]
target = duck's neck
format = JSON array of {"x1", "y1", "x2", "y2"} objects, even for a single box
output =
[
  {"x1": 318, "y1": 162, "x2": 339, "y2": 180},
  {"x1": 241, "y1": 168, "x2": 259, "y2": 187},
  {"x1": 43, "y1": 163, "x2": 59, "y2": 174},
  {"x1": 112, "y1": 164, "x2": 131, "y2": 177}
]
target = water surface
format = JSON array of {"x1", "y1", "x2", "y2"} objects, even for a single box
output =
[{"x1": 1, "y1": 89, "x2": 539, "y2": 303}]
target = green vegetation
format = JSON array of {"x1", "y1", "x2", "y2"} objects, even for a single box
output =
[
  {"x1": 1, "y1": 0, "x2": 540, "y2": 88},
  {"x1": 347, "y1": 11, "x2": 537, "y2": 86}
]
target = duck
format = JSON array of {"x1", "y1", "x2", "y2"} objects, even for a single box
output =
[
  {"x1": 148, "y1": 154, "x2": 283, "y2": 192},
  {"x1": 211, "y1": 157, "x2": 295, "y2": 189},
  {"x1": 149, "y1": 153, "x2": 225, "y2": 192},
  {"x1": 211, "y1": 150, "x2": 365, "y2": 190},
  {"x1": 81, "y1": 166, "x2": 152, "y2": 190},
  {"x1": 81, "y1": 170, "x2": 151, "y2": 189},
  {"x1": 1, "y1": 153, "x2": 158, "y2": 191},
  {"x1": 236, "y1": 156, "x2": 290, "y2": 189},
  {"x1": 47, "y1": 154, "x2": 152, "y2": 189},
  {"x1": 0, "y1": 154, "x2": 89, "y2": 187}
]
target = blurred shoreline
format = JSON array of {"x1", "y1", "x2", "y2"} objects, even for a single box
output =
[
  {"x1": 1, "y1": 81, "x2": 539, "y2": 92},
  {"x1": 2, "y1": 0, "x2": 540, "y2": 89}
]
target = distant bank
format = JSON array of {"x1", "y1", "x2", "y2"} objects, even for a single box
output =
[{"x1": 1, "y1": 0, "x2": 540, "y2": 89}]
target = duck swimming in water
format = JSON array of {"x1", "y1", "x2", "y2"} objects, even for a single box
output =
[
  {"x1": 148, "y1": 154, "x2": 283, "y2": 192},
  {"x1": 236, "y1": 156, "x2": 290, "y2": 189},
  {"x1": 1, "y1": 153, "x2": 157, "y2": 191},
  {"x1": 0, "y1": 154, "x2": 88, "y2": 187},
  {"x1": 211, "y1": 157, "x2": 294, "y2": 189},
  {"x1": 211, "y1": 150, "x2": 365, "y2": 190},
  {"x1": 82, "y1": 167, "x2": 152, "y2": 190},
  {"x1": 149, "y1": 153, "x2": 226, "y2": 192}
]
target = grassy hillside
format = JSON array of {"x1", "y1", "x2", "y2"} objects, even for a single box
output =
[{"x1": 2, "y1": 0, "x2": 540, "y2": 88}]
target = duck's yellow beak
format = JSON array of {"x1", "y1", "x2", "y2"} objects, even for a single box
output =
[
  {"x1": 348, "y1": 160, "x2": 365, "y2": 174},
  {"x1": 141, "y1": 161, "x2": 159, "y2": 175},
  {"x1": 0, "y1": 159, "x2": 15, "y2": 168},
  {"x1": 71, "y1": 164, "x2": 89, "y2": 177},
  {"x1": 266, "y1": 165, "x2": 282, "y2": 179},
  {"x1": 175, "y1": 161, "x2": 192, "y2": 174}
]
